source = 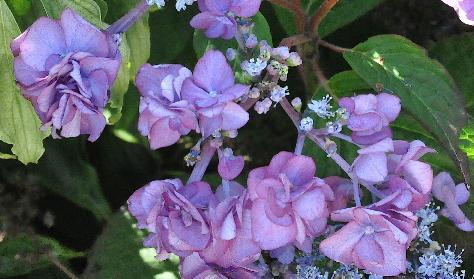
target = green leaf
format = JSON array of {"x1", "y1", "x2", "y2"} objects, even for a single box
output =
[
  {"x1": 38, "y1": 0, "x2": 104, "y2": 28},
  {"x1": 273, "y1": 0, "x2": 385, "y2": 38},
  {"x1": 148, "y1": 4, "x2": 195, "y2": 64},
  {"x1": 34, "y1": 138, "x2": 111, "y2": 220},
  {"x1": 343, "y1": 34, "x2": 470, "y2": 185},
  {"x1": 0, "y1": 0, "x2": 47, "y2": 164},
  {"x1": 94, "y1": 0, "x2": 107, "y2": 18},
  {"x1": 430, "y1": 32, "x2": 474, "y2": 109},
  {"x1": 83, "y1": 210, "x2": 179, "y2": 279},
  {"x1": 0, "y1": 233, "x2": 82, "y2": 277}
]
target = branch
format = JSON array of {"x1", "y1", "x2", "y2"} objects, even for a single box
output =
[
  {"x1": 49, "y1": 255, "x2": 79, "y2": 279},
  {"x1": 318, "y1": 39, "x2": 350, "y2": 53},
  {"x1": 187, "y1": 141, "x2": 216, "y2": 183},
  {"x1": 310, "y1": 0, "x2": 340, "y2": 34}
]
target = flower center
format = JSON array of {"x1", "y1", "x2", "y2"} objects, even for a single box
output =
[
  {"x1": 364, "y1": 226, "x2": 375, "y2": 235},
  {"x1": 209, "y1": 90, "x2": 218, "y2": 97}
]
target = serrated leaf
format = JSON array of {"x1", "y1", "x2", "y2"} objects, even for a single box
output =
[
  {"x1": 83, "y1": 210, "x2": 179, "y2": 279},
  {"x1": 273, "y1": 0, "x2": 385, "y2": 38},
  {"x1": 34, "y1": 138, "x2": 111, "y2": 220},
  {"x1": 38, "y1": 0, "x2": 104, "y2": 28},
  {"x1": 430, "y1": 32, "x2": 474, "y2": 109},
  {"x1": 0, "y1": 233, "x2": 82, "y2": 277},
  {"x1": 343, "y1": 34, "x2": 470, "y2": 186},
  {"x1": 0, "y1": 0, "x2": 47, "y2": 164}
]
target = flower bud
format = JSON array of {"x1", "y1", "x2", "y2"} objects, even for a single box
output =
[{"x1": 286, "y1": 52, "x2": 302, "y2": 66}]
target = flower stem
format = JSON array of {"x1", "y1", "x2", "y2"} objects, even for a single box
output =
[
  {"x1": 318, "y1": 39, "x2": 350, "y2": 53},
  {"x1": 222, "y1": 179, "x2": 231, "y2": 198},
  {"x1": 106, "y1": 0, "x2": 151, "y2": 34},
  {"x1": 294, "y1": 133, "x2": 306, "y2": 155},
  {"x1": 188, "y1": 141, "x2": 216, "y2": 183}
]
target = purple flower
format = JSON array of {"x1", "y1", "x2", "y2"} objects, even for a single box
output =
[
  {"x1": 353, "y1": 138, "x2": 395, "y2": 184},
  {"x1": 324, "y1": 176, "x2": 355, "y2": 212},
  {"x1": 218, "y1": 148, "x2": 245, "y2": 180},
  {"x1": 339, "y1": 93, "x2": 401, "y2": 145},
  {"x1": 181, "y1": 50, "x2": 249, "y2": 137},
  {"x1": 432, "y1": 172, "x2": 474, "y2": 231},
  {"x1": 247, "y1": 152, "x2": 334, "y2": 252},
  {"x1": 127, "y1": 179, "x2": 214, "y2": 259},
  {"x1": 381, "y1": 140, "x2": 435, "y2": 211},
  {"x1": 190, "y1": 0, "x2": 262, "y2": 39},
  {"x1": 441, "y1": 0, "x2": 474, "y2": 25},
  {"x1": 136, "y1": 64, "x2": 199, "y2": 149},
  {"x1": 320, "y1": 193, "x2": 418, "y2": 276},
  {"x1": 199, "y1": 183, "x2": 261, "y2": 270},
  {"x1": 11, "y1": 9, "x2": 121, "y2": 141},
  {"x1": 180, "y1": 252, "x2": 261, "y2": 279}
]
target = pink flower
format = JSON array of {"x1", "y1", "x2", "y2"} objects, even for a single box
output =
[
  {"x1": 127, "y1": 179, "x2": 214, "y2": 259},
  {"x1": 191, "y1": 0, "x2": 262, "y2": 40},
  {"x1": 324, "y1": 176, "x2": 355, "y2": 212},
  {"x1": 381, "y1": 140, "x2": 435, "y2": 211},
  {"x1": 180, "y1": 252, "x2": 261, "y2": 279},
  {"x1": 218, "y1": 148, "x2": 245, "y2": 180},
  {"x1": 339, "y1": 93, "x2": 401, "y2": 145},
  {"x1": 181, "y1": 50, "x2": 249, "y2": 137},
  {"x1": 432, "y1": 172, "x2": 474, "y2": 231},
  {"x1": 199, "y1": 183, "x2": 261, "y2": 269},
  {"x1": 247, "y1": 151, "x2": 334, "y2": 251},
  {"x1": 11, "y1": 9, "x2": 121, "y2": 141},
  {"x1": 441, "y1": 0, "x2": 474, "y2": 25},
  {"x1": 353, "y1": 138, "x2": 394, "y2": 184},
  {"x1": 136, "y1": 64, "x2": 198, "y2": 149},
  {"x1": 320, "y1": 193, "x2": 417, "y2": 276}
]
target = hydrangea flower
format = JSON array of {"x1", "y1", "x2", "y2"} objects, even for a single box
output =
[
  {"x1": 218, "y1": 148, "x2": 245, "y2": 180},
  {"x1": 11, "y1": 9, "x2": 121, "y2": 141},
  {"x1": 441, "y1": 0, "x2": 474, "y2": 25},
  {"x1": 181, "y1": 50, "x2": 250, "y2": 137},
  {"x1": 136, "y1": 64, "x2": 198, "y2": 149},
  {"x1": 190, "y1": 0, "x2": 262, "y2": 39},
  {"x1": 320, "y1": 192, "x2": 418, "y2": 276},
  {"x1": 339, "y1": 93, "x2": 401, "y2": 145},
  {"x1": 199, "y1": 183, "x2": 261, "y2": 271},
  {"x1": 127, "y1": 179, "x2": 214, "y2": 259},
  {"x1": 381, "y1": 140, "x2": 435, "y2": 211},
  {"x1": 432, "y1": 172, "x2": 474, "y2": 231},
  {"x1": 247, "y1": 152, "x2": 334, "y2": 253}
]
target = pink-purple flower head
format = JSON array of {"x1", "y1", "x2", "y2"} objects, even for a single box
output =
[
  {"x1": 247, "y1": 151, "x2": 334, "y2": 253},
  {"x1": 442, "y1": 0, "x2": 474, "y2": 25},
  {"x1": 182, "y1": 50, "x2": 250, "y2": 138},
  {"x1": 339, "y1": 93, "x2": 401, "y2": 145},
  {"x1": 320, "y1": 193, "x2": 418, "y2": 276},
  {"x1": 191, "y1": 0, "x2": 262, "y2": 39},
  {"x1": 136, "y1": 64, "x2": 198, "y2": 149},
  {"x1": 11, "y1": 9, "x2": 121, "y2": 141},
  {"x1": 432, "y1": 172, "x2": 474, "y2": 231},
  {"x1": 127, "y1": 179, "x2": 214, "y2": 259}
]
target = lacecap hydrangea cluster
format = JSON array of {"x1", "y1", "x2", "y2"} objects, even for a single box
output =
[{"x1": 10, "y1": 0, "x2": 472, "y2": 278}]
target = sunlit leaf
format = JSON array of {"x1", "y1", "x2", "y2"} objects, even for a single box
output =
[{"x1": 83, "y1": 209, "x2": 179, "y2": 279}]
